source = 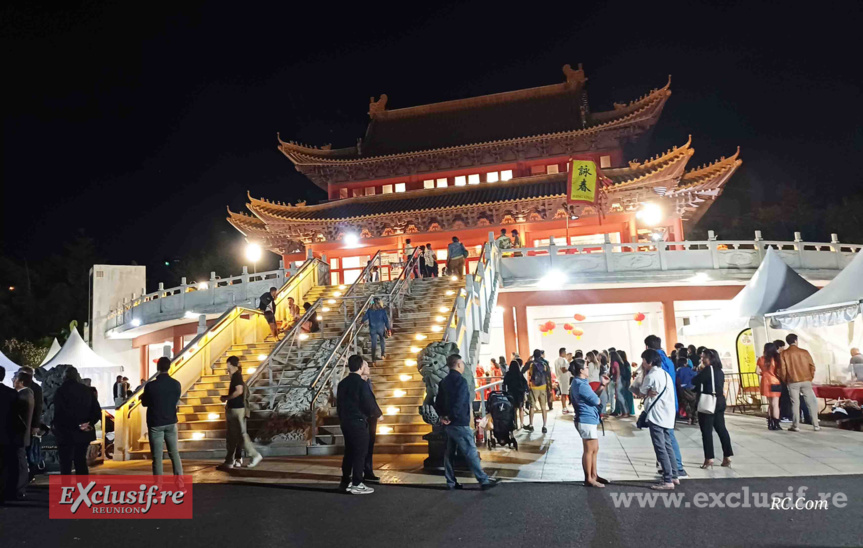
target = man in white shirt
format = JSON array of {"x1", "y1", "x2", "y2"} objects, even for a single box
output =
[
  {"x1": 554, "y1": 348, "x2": 572, "y2": 414},
  {"x1": 633, "y1": 348, "x2": 678, "y2": 490}
]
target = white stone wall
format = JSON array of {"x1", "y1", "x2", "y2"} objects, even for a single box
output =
[{"x1": 90, "y1": 265, "x2": 146, "y2": 372}]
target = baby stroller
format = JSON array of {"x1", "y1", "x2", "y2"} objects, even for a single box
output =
[{"x1": 485, "y1": 390, "x2": 518, "y2": 450}]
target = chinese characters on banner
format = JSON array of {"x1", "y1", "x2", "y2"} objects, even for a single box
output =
[{"x1": 568, "y1": 160, "x2": 598, "y2": 204}]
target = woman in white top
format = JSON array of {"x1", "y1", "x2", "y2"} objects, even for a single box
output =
[
  {"x1": 632, "y1": 348, "x2": 679, "y2": 490},
  {"x1": 585, "y1": 351, "x2": 601, "y2": 383}
]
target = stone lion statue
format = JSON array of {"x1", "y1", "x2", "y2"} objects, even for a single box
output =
[{"x1": 417, "y1": 341, "x2": 460, "y2": 425}]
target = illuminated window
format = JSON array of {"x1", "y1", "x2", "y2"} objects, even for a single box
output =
[
  {"x1": 365, "y1": 186, "x2": 376, "y2": 196},
  {"x1": 468, "y1": 174, "x2": 480, "y2": 185},
  {"x1": 436, "y1": 249, "x2": 447, "y2": 260},
  {"x1": 547, "y1": 164, "x2": 559, "y2": 174},
  {"x1": 436, "y1": 178, "x2": 448, "y2": 188},
  {"x1": 600, "y1": 155, "x2": 612, "y2": 169},
  {"x1": 329, "y1": 258, "x2": 339, "y2": 269},
  {"x1": 339, "y1": 188, "x2": 348, "y2": 199},
  {"x1": 454, "y1": 176, "x2": 466, "y2": 186},
  {"x1": 353, "y1": 188, "x2": 362, "y2": 197},
  {"x1": 395, "y1": 183, "x2": 406, "y2": 193},
  {"x1": 531, "y1": 165, "x2": 545, "y2": 175},
  {"x1": 486, "y1": 172, "x2": 499, "y2": 183},
  {"x1": 382, "y1": 184, "x2": 393, "y2": 194},
  {"x1": 330, "y1": 272, "x2": 340, "y2": 285},
  {"x1": 342, "y1": 256, "x2": 361, "y2": 269},
  {"x1": 423, "y1": 179, "x2": 435, "y2": 189},
  {"x1": 501, "y1": 170, "x2": 513, "y2": 181}
]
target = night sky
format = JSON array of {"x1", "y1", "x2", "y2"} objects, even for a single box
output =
[{"x1": 3, "y1": 1, "x2": 862, "y2": 282}]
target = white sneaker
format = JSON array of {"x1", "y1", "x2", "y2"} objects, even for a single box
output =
[
  {"x1": 233, "y1": 459, "x2": 243, "y2": 468},
  {"x1": 247, "y1": 454, "x2": 263, "y2": 468},
  {"x1": 348, "y1": 483, "x2": 374, "y2": 495}
]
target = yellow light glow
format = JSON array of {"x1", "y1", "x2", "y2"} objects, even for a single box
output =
[
  {"x1": 393, "y1": 389, "x2": 406, "y2": 397},
  {"x1": 434, "y1": 315, "x2": 445, "y2": 322},
  {"x1": 207, "y1": 413, "x2": 219, "y2": 420},
  {"x1": 405, "y1": 359, "x2": 417, "y2": 366},
  {"x1": 410, "y1": 346, "x2": 421, "y2": 353},
  {"x1": 333, "y1": 291, "x2": 342, "y2": 297},
  {"x1": 197, "y1": 282, "x2": 209, "y2": 290},
  {"x1": 446, "y1": 290, "x2": 455, "y2": 296},
  {"x1": 257, "y1": 354, "x2": 267, "y2": 361},
  {"x1": 431, "y1": 325, "x2": 442, "y2": 332},
  {"x1": 415, "y1": 333, "x2": 427, "y2": 340},
  {"x1": 378, "y1": 426, "x2": 393, "y2": 435},
  {"x1": 338, "y1": 285, "x2": 347, "y2": 290},
  {"x1": 192, "y1": 432, "x2": 205, "y2": 440},
  {"x1": 322, "y1": 307, "x2": 331, "y2": 312},
  {"x1": 399, "y1": 374, "x2": 412, "y2": 381},
  {"x1": 328, "y1": 299, "x2": 336, "y2": 304},
  {"x1": 316, "y1": 315, "x2": 323, "y2": 321},
  {"x1": 438, "y1": 306, "x2": 448, "y2": 313},
  {"x1": 299, "y1": 333, "x2": 309, "y2": 341},
  {"x1": 246, "y1": 367, "x2": 256, "y2": 375},
  {"x1": 386, "y1": 406, "x2": 400, "y2": 415},
  {"x1": 450, "y1": 275, "x2": 458, "y2": 282}
]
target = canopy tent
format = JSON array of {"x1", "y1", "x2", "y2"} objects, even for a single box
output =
[
  {"x1": 767, "y1": 249, "x2": 863, "y2": 330},
  {"x1": 0, "y1": 349, "x2": 20, "y2": 387},
  {"x1": 40, "y1": 338, "x2": 62, "y2": 365},
  {"x1": 42, "y1": 329, "x2": 125, "y2": 407},
  {"x1": 681, "y1": 248, "x2": 818, "y2": 336}
]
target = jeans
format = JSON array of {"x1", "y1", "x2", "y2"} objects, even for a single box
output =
[
  {"x1": 649, "y1": 424, "x2": 679, "y2": 484},
  {"x1": 59, "y1": 443, "x2": 89, "y2": 475},
  {"x1": 370, "y1": 328, "x2": 387, "y2": 360},
  {"x1": 341, "y1": 418, "x2": 369, "y2": 486},
  {"x1": 668, "y1": 429, "x2": 684, "y2": 471},
  {"x1": 149, "y1": 423, "x2": 183, "y2": 475},
  {"x1": 787, "y1": 381, "x2": 819, "y2": 429},
  {"x1": 614, "y1": 381, "x2": 626, "y2": 414},
  {"x1": 599, "y1": 389, "x2": 608, "y2": 414},
  {"x1": 607, "y1": 380, "x2": 616, "y2": 413},
  {"x1": 225, "y1": 407, "x2": 260, "y2": 464},
  {"x1": 444, "y1": 425, "x2": 489, "y2": 486}
]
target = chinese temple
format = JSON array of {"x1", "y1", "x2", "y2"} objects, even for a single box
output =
[{"x1": 228, "y1": 64, "x2": 741, "y2": 284}]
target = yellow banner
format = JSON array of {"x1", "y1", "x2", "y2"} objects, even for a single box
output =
[
  {"x1": 736, "y1": 328, "x2": 759, "y2": 389},
  {"x1": 569, "y1": 160, "x2": 597, "y2": 203}
]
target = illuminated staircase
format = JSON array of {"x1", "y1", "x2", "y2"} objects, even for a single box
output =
[{"x1": 314, "y1": 276, "x2": 464, "y2": 454}]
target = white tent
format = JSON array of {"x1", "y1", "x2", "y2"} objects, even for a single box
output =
[
  {"x1": 682, "y1": 248, "x2": 818, "y2": 336},
  {"x1": 0, "y1": 349, "x2": 20, "y2": 387},
  {"x1": 40, "y1": 338, "x2": 61, "y2": 365},
  {"x1": 42, "y1": 329, "x2": 125, "y2": 407},
  {"x1": 768, "y1": 249, "x2": 863, "y2": 330}
]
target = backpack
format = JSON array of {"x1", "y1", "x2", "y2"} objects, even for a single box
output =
[{"x1": 530, "y1": 360, "x2": 549, "y2": 387}]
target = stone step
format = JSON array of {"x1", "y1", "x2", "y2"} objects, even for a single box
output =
[
  {"x1": 138, "y1": 438, "x2": 226, "y2": 452},
  {"x1": 314, "y1": 431, "x2": 429, "y2": 446},
  {"x1": 374, "y1": 395, "x2": 425, "y2": 406},
  {"x1": 178, "y1": 403, "x2": 227, "y2": 413},
  {"x1": 319, "y1": 422, "x2": 430, "y2": 435}
]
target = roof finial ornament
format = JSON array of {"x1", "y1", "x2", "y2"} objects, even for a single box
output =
[
  {"x1": 562, "y1": 63, "x2": 586, "y2": 85},
  {"x1": 369, "y1": 94, "x2": 388, "y2": 118}
]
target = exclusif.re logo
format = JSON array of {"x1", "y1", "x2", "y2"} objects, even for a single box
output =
[{"x1": 50, "y1": 476, "x2": 193, "y2": 519}]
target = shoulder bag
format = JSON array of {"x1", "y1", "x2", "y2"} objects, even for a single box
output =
[
  {"x1": 636, "y1": 374, "x2": 667, "y2": 429},
  {"x1": 697, "y1": 366, "x2": 717, "y2": 415}
]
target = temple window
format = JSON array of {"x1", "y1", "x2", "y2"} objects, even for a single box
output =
[
  {"x1": 547, "y1": 164, "x2": 560, "y2": 174},
  {"x1": 423, "y1": 179, "x2": 435, "y2": 189},
  {"x1": 382, "y1": 184, "x2": 393, "y2": 194},
  {"x1": 468, "y1": 174, "x2": 480, "y2": 185},
  {"x1": 365, "y1": 186, "x2": 376, "y2": 196},
  {"x1": 339, "y1": 188, "x2": 348, "y2": 199},
  {"x1": 436, "y1": 178, "x2": 448, "y2": 188},
  {"x1": 530, "y1": 165, "x2": 545, "y2": 175},
  {"x1": 352, "y1": 188, "x2": 362, "y2": 197},
  {"x1": 486, "y1": 171, "x2": 499, "y2": 183},
  {"x1": 395, "y1": 183, "x2": 406, "y2": 192},
  {"x1": 454, "y1": 176, "x2": 467, "y2": 186},
  {"x1": 501, "y1": 170, "x2": 513, "y2": 181},
  {"x1": 600, "y1": 155, "x2": 612, "y2": 168}
]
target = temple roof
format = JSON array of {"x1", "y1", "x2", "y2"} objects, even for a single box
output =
[
  {"x1": 277, "y1": 68, "x2": 671, "y2": 165},
  {"x1": 603, "y1": 135, "x2": 693, "y2": 188}
]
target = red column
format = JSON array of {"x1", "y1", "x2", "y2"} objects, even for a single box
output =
[
  {"x1": 172, "y1": 335, "x2": 183, "y2": 356},
  {"x1": 139, "y1": 346, "x2": 148, "y2": 381},
  {"x1": 515, "y1": 305, "x2": 530, "y2": 359},
  {"x1": 502, "y1": 305, "x2": 517, "y2": 362},
  {"x1": 662, "y1": 300, "x2": 678, "y2": 350}
]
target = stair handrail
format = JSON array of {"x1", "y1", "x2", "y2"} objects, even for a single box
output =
[
  {"x1": 245, "y1": 296, "x2": 324, "y2": 393},
  {"x1": 386, "y1": 247, "x2": 420, "y2": 315},
  {"x1": 342, "y1": 250, "x2": 383, "y2": 300}
]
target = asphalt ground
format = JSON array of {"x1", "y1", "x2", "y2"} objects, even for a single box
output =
[{"x1": 2, "y1": 475, "x2": 862, "y2": 547}]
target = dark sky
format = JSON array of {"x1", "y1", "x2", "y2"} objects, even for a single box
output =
[{"x1": 3, "y1": 1, "x2": 862, "y2": 278}]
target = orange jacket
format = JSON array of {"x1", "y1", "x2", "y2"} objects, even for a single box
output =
[{"x1": 778, "y1": 345, "x2": 816, "y2": 384}]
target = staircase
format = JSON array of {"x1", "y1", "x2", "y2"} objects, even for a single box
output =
[{"x1": 315, "y1": 276, "x2": 464, "y2": 454}]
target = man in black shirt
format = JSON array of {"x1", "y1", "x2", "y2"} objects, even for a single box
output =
[
  {"x1": 259, "y1": 287, "x2": 280, "y2": 341},
  {"x1": 141, "y1": 357, "x2": 183, "y2": 475},
  {"x1": 113, "y1": 375, "x2": 125, "y2": 407},
  {"x1": 17, "y1": 366, "x2": 43, "y2": 483},
  {"x1": 51, "y1": 367, "x2": 100, "y2": 476},
  {"x1": 362, "y1": 369, "x2": 383, "y2": 483},
  {"x1": 337, "y1": 355, "x2": 375, "y2": 495},
  {"x1": 219, "y1": 356, "x2": 262, "y2": 470}
]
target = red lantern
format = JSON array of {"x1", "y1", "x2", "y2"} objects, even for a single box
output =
[
  {"x1": 545, "y1": 321, "x2": 556, "y2": 334},
  {"x1": 564, "y1": 323, "x2": 574, "y2": 334},
  {"x1": 573, "y1": 313, "x2": 586, "y2": 322},
  {"x1": 539, "y1": 324, "x2": 548, "y2": 336},
  {"x1": 634, "y1": 312, "x2": 646, "y2": 325},
  {"x1": 572, "y1": 327, "x2": 584, "y2": 340}
]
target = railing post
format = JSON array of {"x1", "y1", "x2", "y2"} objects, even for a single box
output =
[
  {"x1": 158, "y1": 282, "x2": 165, "y2": 313},
  {"x1": 603, "y1": 234, "x2": 615, "y2": 272},
  {"x1": 180, "y1": 277, "x2": 187, "y2": 311},
  {"x1": 794, "y1": 231, "x2": 804, "y2": 266},
  {"x1": 830, "y1": 233, "x2": 842, "y2": 269},
  {"x1": 242, "y1": 266, "x2": 251, "y2": 304},
  {"x1": 658, "y1": 240, "x2": 668, "y2": 271},
  {"x1": 210, "y1": 272, "x2": 217, "y2": 305},
  {"x1": 708, "y1": 230, "x2": 720, "y2": 269}
]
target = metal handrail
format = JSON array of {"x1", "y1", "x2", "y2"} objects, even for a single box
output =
[
  {"x1": 342, "y1": 250, "x2": 383, "y2": 300},
  {"x1": 474, "y1": 379, "x2": 504, "y2": 418}
]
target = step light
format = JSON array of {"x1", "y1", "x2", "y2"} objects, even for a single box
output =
[
  {"x1": 415, "y1": 333, "x2": 427, "y2": 341},
  {"x1": 316, "y1": 315, "x2": 323, "y2": 321},
  {"x1": 450, "y1": 275, "x2": 458, "y2": 282},
  {"x1": 393, "y1": 389, "x2": 406, "y2": 397},
  {"x1": 434, "y1": 315, "x2": 445, "y2": 322},
  {"x1": 299, "y1": 333, "x2": 310, "y2": 341},
  {"x1": 399, "y1": 374, "x2": 412, "y2": 381},
  {"x1": 405, "y1": 359, "x2": 417, "y2": 367},
  {"x1": 338, "y1": 285, "x2": 347, "y2": 290},
  {"x1": 207, "y1": 413, "x2": 220, "y2": 421},
  {"x1": 192, "y1": 432, "x2": 205, "y2": 440},
  {"x1": 378, "y1": 426, "x2": 393, "y2": 435},
  {"x1": 327, "y1": 299, "x2": 336, "y2": 304},
  {"x1": 445, "y1": 290, "x2": 455, "y2": 296},
  {"x1": 333, "y1": 291, "x2": 342, "y2": 297},
  {"x1": 246, "y1": 367, "x2": 256, "y2": 375},
  {"x1": 438, "y1": 306, "x2": 449, "y2": 313},
  {"x1": 386, "y1": 406, "x2": 400, "y2": 415},
  {"x1": 322, "y1": 307, "x2": 331, "y2": 312},
  {"x1": 257, "y1": 354, "x2": 268, "y2": 361},
  {"x1": 431, "y1": 325, "x2": 442, "y2": 333},
  {"x1": 410, "y1": 346, "x2": 421, "y2": 353}
]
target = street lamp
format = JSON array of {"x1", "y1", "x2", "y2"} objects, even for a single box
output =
[{"x1": 245, "y1": 242, "x2": 262, "y2": 274}]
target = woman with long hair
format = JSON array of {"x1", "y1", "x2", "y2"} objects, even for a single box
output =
[
  {"x1": 757, "y1": 342, "x2": 783, "y2": 430},
  {"x1": 609, "y1": 349, "x2": 625, "y2": 417},
  {"x1": 503, "y1": 358, "x2": 528, "y2": 429},
  {"x1": 598, "y1": 352, "x2": 610, "y2": 416},
  {"x1": 511, "y1": 230, "x2": 523, "y2": 257},
  {"x1": 571, "y1": 358, "x2": 611, "y2": 487},
  {"x1": 693, "y1": 349, "x2": 733, "y2": 468},
  {"x1": 617, "y1": 350, "x2": 635, "y2": 417}
]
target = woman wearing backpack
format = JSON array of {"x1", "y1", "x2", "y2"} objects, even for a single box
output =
[{"x1": 571, "y1": 358, "x2": 611, "y2": 487}]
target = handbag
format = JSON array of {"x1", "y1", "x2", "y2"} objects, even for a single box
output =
[
  {"x1": 636, "y1": 375, "x2": 667, "y2": 429},
  {"x1": 697, "y1": 366, "x2": 717, "y2": 415}
]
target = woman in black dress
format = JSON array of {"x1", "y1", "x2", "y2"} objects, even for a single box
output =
[
  {"x1": 503, "y1": 359, "x2": 528, "y2": 429},
  {"x1": 693, "y1": 349, "x2": 733, "y2": 468}
]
